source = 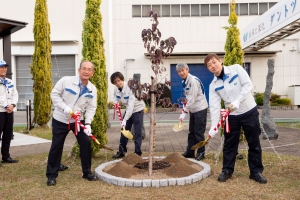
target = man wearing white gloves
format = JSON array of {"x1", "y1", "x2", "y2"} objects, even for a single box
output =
[
  {"x1": 205, "y1": 53, "x2": 266, "y2": 184},
  {"x1": 110, "y1": 72, "x2": 145, "y2": 159},
  {"x1": 46, "y1": 61, "x2": 97, "y2": 186},
  {"x1": 176, "y1": 63, "x2": 208, "y2": 161}
]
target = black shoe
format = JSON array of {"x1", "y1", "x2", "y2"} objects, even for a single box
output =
[
  {"x1": 195, "y1": 153, "x2": 205, "y2": 161},
  {"x1": 249, "y1": 173, "x2": 267, "y2": 184},
  {"x1": 218, "y1": 171, "x2": 232, "y2": 182},
  {"x1": 82, "y1": 173, "x2": 97, "y2": 181},
  {"x1": 58, "y1": 164, "x2": 69, "y2": 171},
  {"x1": 2, "y1": 157, "x2": 19, "y2": 163},
  {"x1": 181, "y1": 151, "x2": 194, "y2": 158},
  {"x1": 47, "y1": 177, "x2": 56, "y2": 186},
  {"x1": 112, "y1": 151, "x2": 125, "y2": 159}
]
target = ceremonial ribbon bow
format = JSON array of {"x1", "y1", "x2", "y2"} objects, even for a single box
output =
[
  {"x1": 68, "y1": 111, "x2": 101, "y2": 145},
  {"x1": 213, "y1": 108, "x2": 231, "y2": 133}
]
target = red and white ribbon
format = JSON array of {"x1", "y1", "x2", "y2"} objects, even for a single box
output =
[
  {"x1": 114, "y1": 104, "x2": 123, "y2": 125},
  {"x1": 213, "y1": 108, "x2": 231, "y2": 133},
  {"x1": 68, "y1": 111, "x2": 100, "y2": 144}
]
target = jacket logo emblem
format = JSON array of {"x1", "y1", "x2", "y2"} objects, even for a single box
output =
[{"x1": 234, "y1": 82, "x2": 237, "y2": 85}]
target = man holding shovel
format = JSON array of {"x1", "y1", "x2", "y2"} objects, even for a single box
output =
[
  {"x1": 204, "y1": 53, "x2": 267, "y2": 184},
  {"x1": 46, "y1": 60, "x2": 97, "y2": 186},
  {"x1": 110, "y1": 72, "x2": 145, "y2": 158},
  {"x1": 176, "y1": 63, "x2": 208, "y2": 161}
]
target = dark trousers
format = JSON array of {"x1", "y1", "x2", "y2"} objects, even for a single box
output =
[
  {"x1": 119, "y1": 111, "x2": 144, "y2": 156},
  {"x1": 0, "y1": 112, "x2": 14, "y2": 159},
  {"x1": 186, "y1": 108, "x2": 207, "y2": 156},
  {"x1": 46, "y1": 118, "x2": 92, "y2": 178},
  {"x1": 223, "y1": 106, "x2": 264, "y2": 174}
]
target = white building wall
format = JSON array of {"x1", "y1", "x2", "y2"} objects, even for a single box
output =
[{"x1": 1, "y1": 0, "x2": 299, "y2": 102}]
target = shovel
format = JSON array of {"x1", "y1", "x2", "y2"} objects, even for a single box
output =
[
  {"x1": 114, "y1": 107, "x2": 133, "y2": 139},
  {"x1": 173, "y1": 119, "x2": 185, "y2": 132},
  {"x1": 89, "y1": 135, "x2": 115, "y2": 151},
  {"x1": 121, "y1": 127, "x2": 133, "y2": 139},
  {"x1": 191, "y1": 135, "x2": 211, "y2": 150}
]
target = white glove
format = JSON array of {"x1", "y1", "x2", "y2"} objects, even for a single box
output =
[
  {"x1": 230, "y1": 100, "x2": 240, "y2": 111},
  {"x1": 121, "y1": 119, "x2": 127, "y2": 127},
  {"x1": 64, "y1": 106, "x2": 73, "y2": 115},
  {"x1": 179, "y1": 112, "x2": 186, "y2": 120},
  {"x1": 209, "y1": 127, "x2": 219, "y2": 138},
  {"x1": 83, "y1": 125, "x2": 92, "y2": 136}
]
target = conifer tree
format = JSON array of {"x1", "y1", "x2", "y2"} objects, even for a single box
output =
[
  {"x1": 30, "y1": 0, "x2": 52, "y2": 126},
  {"x1": 223, "y1": 0, "x2": 244, "y2": 66},
  {"x1": 82, "y1": 0, "x2": 108, "y2": 155}
]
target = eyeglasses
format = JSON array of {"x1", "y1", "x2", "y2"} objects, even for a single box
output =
[{"x1": 80, "y1": 67, "x2": 94, "y2": 72}]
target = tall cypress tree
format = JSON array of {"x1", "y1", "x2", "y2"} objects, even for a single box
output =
[
  {"x1": 223, "y1": 0, "x2": 244, "y2": 66},
  {"x1": 82, "y1": 0, "x2": 108, "y2": 155},
  {"x1": 30, "y1": 0, "x2": 52, "y2": 126}
]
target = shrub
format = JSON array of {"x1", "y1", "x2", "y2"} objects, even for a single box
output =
[
  {"x1": 256, "y1": 96, "x2": 264, "y2": 106},
  {"x1": 273, "y1": 98, "x2": 291, "y2": 105},
  {"x1": 270, "y1": 93, "x2": 281, "y2": 102},
  {"x1": 254, "y1": 92, "x2": 292, "y2": 106},
  {"x1": 254, "y1": 92, "x2": 264, "y2": 106}
]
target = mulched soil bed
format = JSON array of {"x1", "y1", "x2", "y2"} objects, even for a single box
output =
[{"x1": 103, "y1": 152, "x2": 203, "y2": 180}]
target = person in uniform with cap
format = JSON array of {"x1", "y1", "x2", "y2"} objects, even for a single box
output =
[
  {"x1": 0, "y1": 60, "x2": 19, "y2": 164},
  {"x1": 110, "y1": 71, "x2": 145, "y2": 158},
  {"x1": 204, "y1": 53, "x2": 267, "y2": 184},
  {"x1": 176, "y1": 63, "x2": 208, "y2": 161}
]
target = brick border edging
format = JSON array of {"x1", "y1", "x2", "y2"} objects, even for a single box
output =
[
  {"x1": 257, "y1": 105, "x2": 298, "y2": 110},
  {"x1": 95, "y1": 156, "x2": 211, "y2": 187}
]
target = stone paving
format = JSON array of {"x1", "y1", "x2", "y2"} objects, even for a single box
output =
[{"x1": 9, "y1": 122, "x2": 300, "y2": 158}]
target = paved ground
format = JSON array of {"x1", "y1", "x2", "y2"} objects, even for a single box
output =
[{"x1": 5, "y1": 109, "x2": 300, "y2": 159}]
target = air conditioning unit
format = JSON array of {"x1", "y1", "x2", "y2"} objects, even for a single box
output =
[{"x1": 288, "y1": 85, "x2": 300, "y2": 105}]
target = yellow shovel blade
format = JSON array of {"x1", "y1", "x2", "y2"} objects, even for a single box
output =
[
  {"x1": 191, "y1": 137, "x2": 211, "y2": 150},
  {"x1": 121, "y1": 127, "x2": 133, "y2": 139},
  {"x1": 173, "y1": 122, "x2": 184, "y2": 132}
]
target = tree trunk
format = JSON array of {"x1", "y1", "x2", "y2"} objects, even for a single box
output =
[
  {"x1": 261, "y1": 59, "x2": 278, "y2": 140},
  {"x1": 148, "y1": 78, "x2": 156, "y2": 176}
]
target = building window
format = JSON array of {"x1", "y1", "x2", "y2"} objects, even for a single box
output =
[
  {"x1": 132, "y1": 5, "x2": 141, "y2": 17},
  {"x1": 220, "y1": 4, "x2": 229, "y2": 16},
  {"x1": 210, "y1": 4, "x2": 219, "y2": 16},
  {"x1": 171, "y1": 5, "x2": 180, "y2": 17},
  {"x1": 162, "y1": 5, "x2": 170, "y2": 17},
  {"x1": 240, "y1": 3, "x2": 248, "y2": 16},
  {"x1": 269, "y1": 2, "x2": 277, "y2": 9},
  {"x1": 191, "y1": 4, "x2": 199, "y2": 16},
  {"x1": 201, "y1": 4, "x2": 209, "y2": 16},
  {"x1": 133, "y1": 3, "x2": 277, "y2": 17},
  {"x1": 249, "y1": 3, "x2": 258, "y2": 15},
  {"x1": 235, "y1": 3, "x2": 239, "y2": 15},
  {"x1": 152, "y1": 5, "x2": 161, "y2": 16},
  {"x1": 181, "y1": 5, "x2": 190, "y2": 17},
  {"x1": 259, "y1": 3, "x2": 268, "y2": 15},
  {"x1": 142, "y1": 5, "x2": 151, "y2": 17}
]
